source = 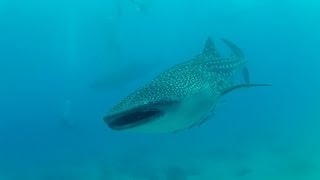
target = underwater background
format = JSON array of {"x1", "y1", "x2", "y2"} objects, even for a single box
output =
[{"x1": 0, "y1": 0, "x2": 319, "y2": 179}]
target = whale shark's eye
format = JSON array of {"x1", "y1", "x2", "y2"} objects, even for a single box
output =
[{"x1": 107, "y1": 109, "x2": 163, "y2": 129}]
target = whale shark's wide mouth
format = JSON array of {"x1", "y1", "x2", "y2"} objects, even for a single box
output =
[
  {"x1": 104, "y1": 100, "x2": 179, "y2": 130},
  {"x1": 105, "y1": 108, "x2": 165, "y2": 130}
]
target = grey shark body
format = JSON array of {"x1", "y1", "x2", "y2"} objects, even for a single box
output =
[{"x1": 104, "y1": 37, "x2": 270, "y2": 133}]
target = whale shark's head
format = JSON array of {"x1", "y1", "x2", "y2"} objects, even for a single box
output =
[{"x1": 104, "y1": 83, "x2": 218, "y2": 133}]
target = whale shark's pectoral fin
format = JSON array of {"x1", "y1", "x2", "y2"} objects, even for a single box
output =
[
  {"x1": 203, "y1": 37, "x2": 220, "y2": 58},
  {"x1": 222, "y1": 83, "x2": 272, "y2": 96}
]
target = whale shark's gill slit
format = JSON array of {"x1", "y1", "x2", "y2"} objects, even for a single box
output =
[{"x1": 108, "y1": 110, "x2": 163, "y2": 128}]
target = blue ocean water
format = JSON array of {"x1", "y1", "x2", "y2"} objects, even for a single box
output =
[{"x1": 0, "y1": 0, "x2": 319, "y2": 179}]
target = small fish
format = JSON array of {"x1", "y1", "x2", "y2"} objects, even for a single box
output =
[
  {"x1": 103, "y1": 37, "x2": 270, "y2": 133},
  {"x1": 130, "y1": 0, "x2": 150, "y2": 14},
  {"x1": 59, "y1": 100, "x2": 78, "y2": 131},
  {"x1": 114, "y1": 0, "x2": 150, "y2": 16},
  {"x1": 235, "y1": 167, "x2": 253, "y2": 177},
  {"x1": 90, "y1": 62, "x2": 158, "y2": 91}
]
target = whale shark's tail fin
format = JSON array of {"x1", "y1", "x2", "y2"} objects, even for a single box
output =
[
  {"x1": 221, "y1": 38, "x2": 250, "y2": 83},
  {"x1": 220, "y1": 38, "x2": 272, "y2": 90},
  {"x1": 221, "y1": 38, "x2": 245, "y2": 58}
]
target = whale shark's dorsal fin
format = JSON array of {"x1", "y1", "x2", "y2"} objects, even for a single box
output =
[{"x1": 202, "y1": 37, "x2": 220, "y2": 58}]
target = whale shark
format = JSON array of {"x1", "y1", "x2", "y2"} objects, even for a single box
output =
[{"x1": 103, "y1": 37, "x2": 270, "y2": 133}]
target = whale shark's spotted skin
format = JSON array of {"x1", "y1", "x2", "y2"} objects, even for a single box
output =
[{"x1": 104, "y1": 38, "x2": 269, "y2": 133}]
